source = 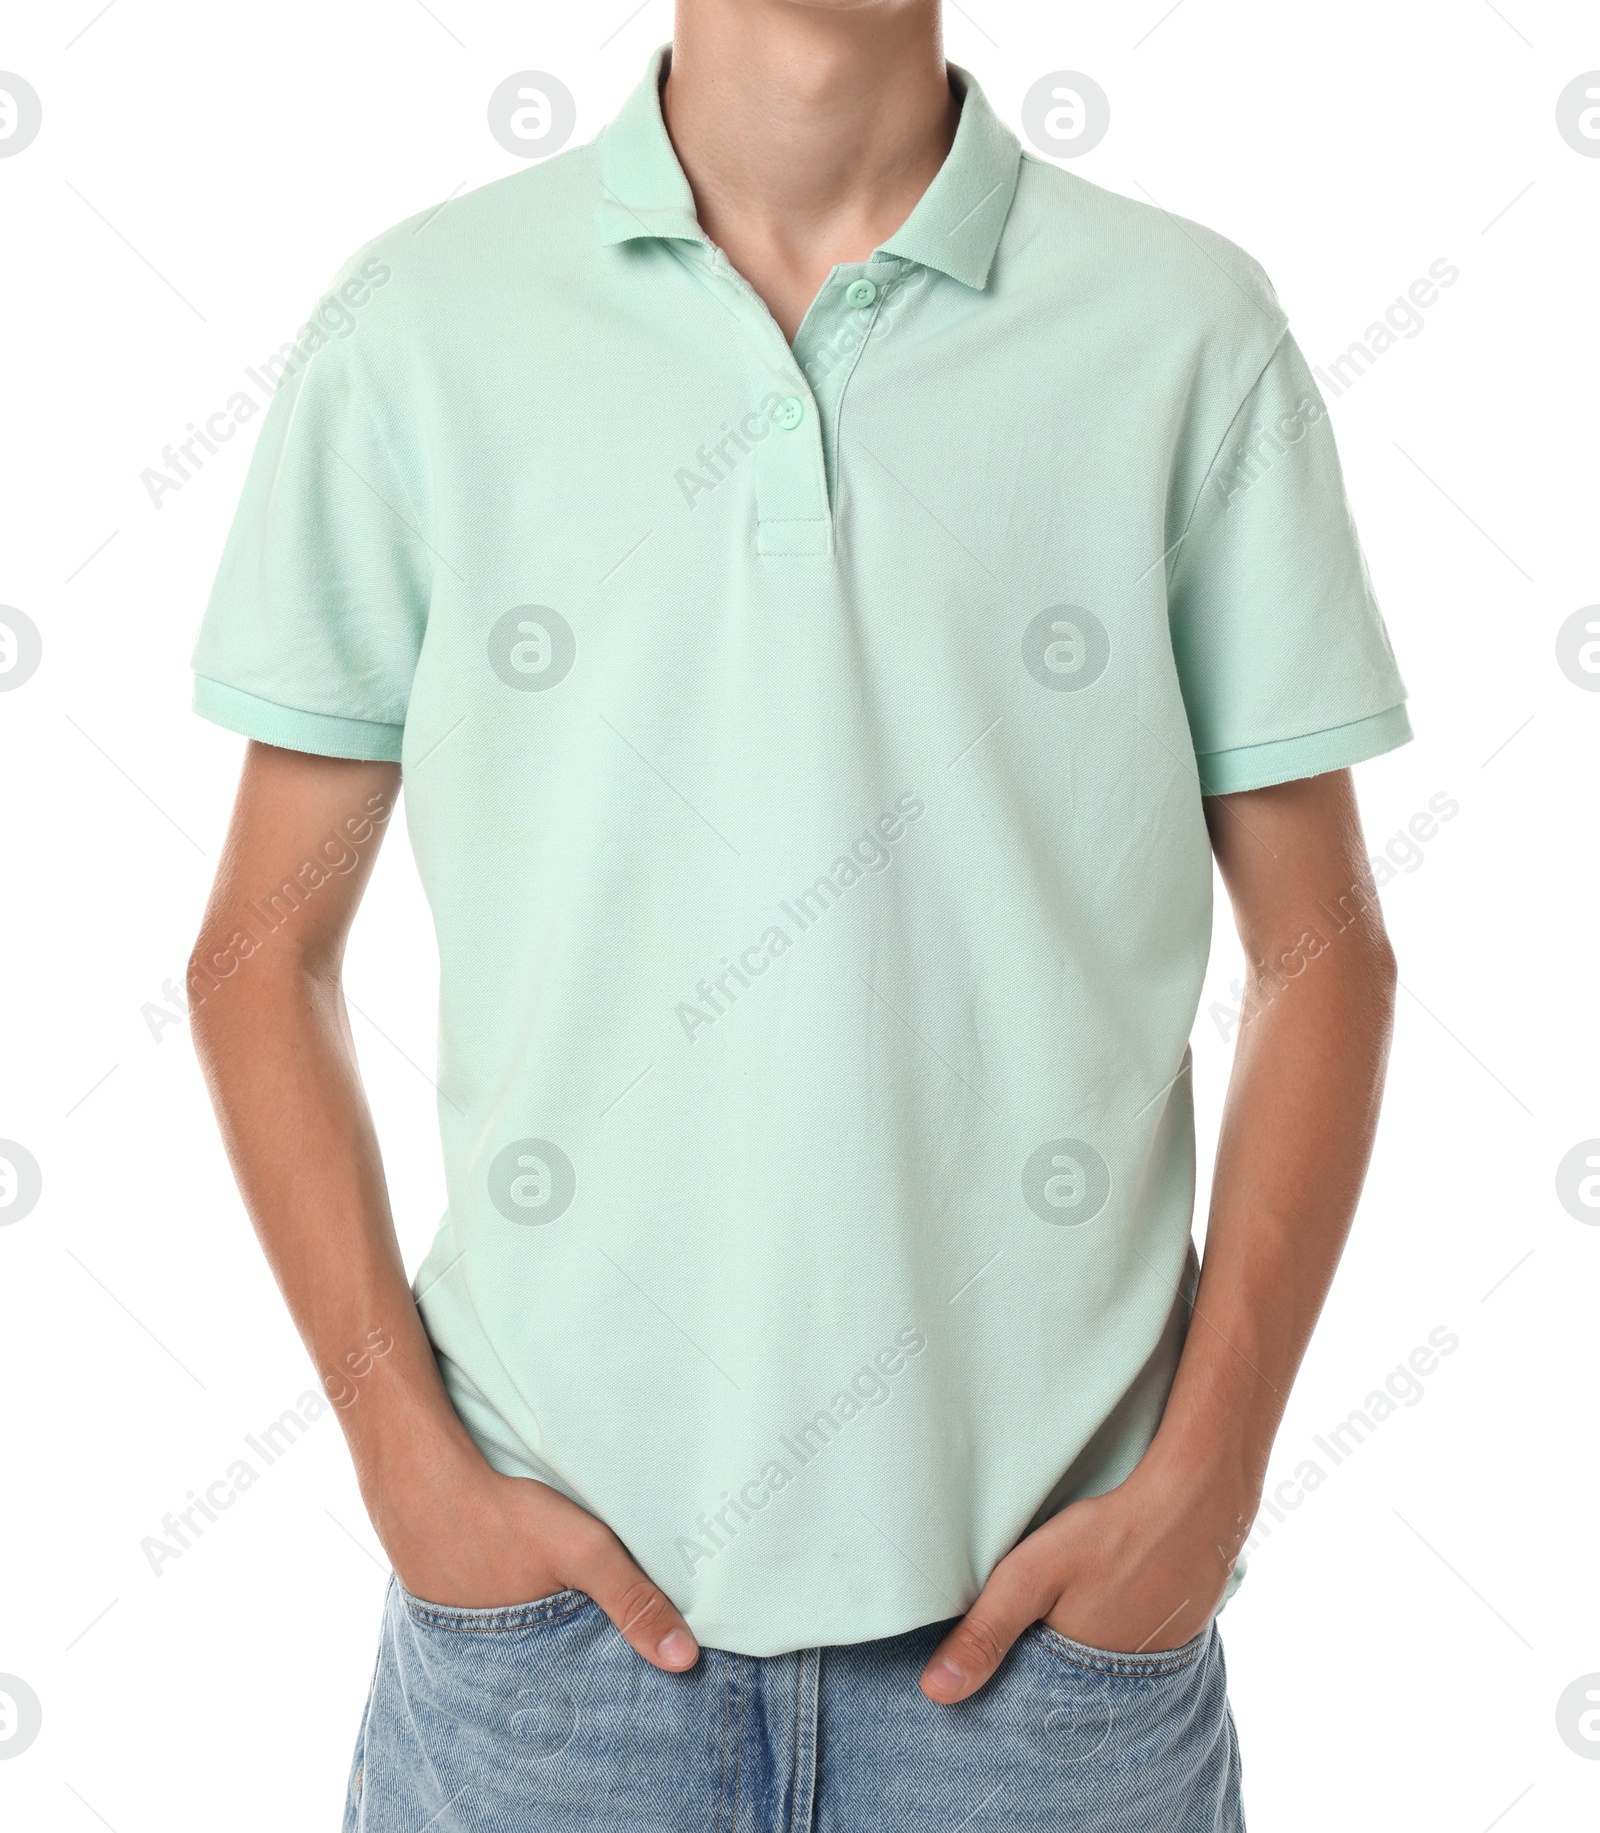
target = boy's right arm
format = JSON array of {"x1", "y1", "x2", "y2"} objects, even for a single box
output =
[{"x1": 189, "y1": 739, "x2": 698, "y2": 1671}]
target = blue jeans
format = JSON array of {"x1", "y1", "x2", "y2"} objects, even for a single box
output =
[{"x1": 344, "y1": 1580, "x2": 1244, "y2": 1831}]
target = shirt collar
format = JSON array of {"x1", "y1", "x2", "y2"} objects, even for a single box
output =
[
  {"x1": 595, "y1": 47, "x2": 705, "y2": 248},
  {"x1": 596, "y1": 46, "x2": 1021, "y2": 291}
]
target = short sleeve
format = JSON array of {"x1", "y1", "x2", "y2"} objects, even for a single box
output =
[
  {"x1": 1167, "y1": 331, "x2": 1410, "y2": 795},
  {"x1": 191, "y1": 334, "x2": 429, "y2": 762}
]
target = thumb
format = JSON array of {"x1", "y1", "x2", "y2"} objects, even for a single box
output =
[
  {"x1": 574, "y1": 1531, "x2": 700, "y2": 1673},
  {"x1": 921, "y1": 1556, "x2": 1051, "y2": 1704}
]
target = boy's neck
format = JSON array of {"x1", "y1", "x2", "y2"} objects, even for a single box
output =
[{"x1": 663, "y1": 0, "x2": 958, "y2": 338}]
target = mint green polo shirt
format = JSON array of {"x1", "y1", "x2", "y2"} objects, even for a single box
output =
[{"x1": 192, "y1": 48, "x2": 1409, "y2": 1655}]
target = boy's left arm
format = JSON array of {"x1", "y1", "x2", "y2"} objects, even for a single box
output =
[{"x1": 921, "y1": 767, "x2": 1398, "y2": 1704}]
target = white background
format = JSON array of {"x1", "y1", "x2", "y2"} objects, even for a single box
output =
[{"x1": 2, "y1": 2, "x2": 1597, "y2": 1828}]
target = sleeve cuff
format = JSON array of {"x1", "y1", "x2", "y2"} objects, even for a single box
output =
[
  {"x1": 193, "y1": 676, "x2": 404, "y2": 762},
  {"x1": 1197, "y1": 703, "x2": 1412, "y2": 796}
]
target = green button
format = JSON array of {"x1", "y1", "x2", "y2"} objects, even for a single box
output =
[
  {"x1": 774, "y1": 396, "x2": 805, "y2": 431},
  {"x1": 844, "y1": 278, "x2": 878, "y2": 309}
]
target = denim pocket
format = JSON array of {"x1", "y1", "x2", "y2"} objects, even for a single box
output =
[
  {"x1": 1025, "y1": 1619, "x2": 1211, "y2": 1679},
  {"x1": 1006, "y1": 1619, "x2": 1240, "y2": 1820},
  {"x1": 395, "y1": 1580, "x2": 596, "y2": 1634}
]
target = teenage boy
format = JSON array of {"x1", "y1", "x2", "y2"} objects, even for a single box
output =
[{"x1": 189, "y1": 4, "x2": 1408, "y2": 1828}]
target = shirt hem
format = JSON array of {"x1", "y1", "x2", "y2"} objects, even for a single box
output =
[
  {"x1": 193, "y1": 676, "x2": 405, "y2": 762},
  {"x1": 1197, "y1": 703, "x2": 1412, "y2": 796}
]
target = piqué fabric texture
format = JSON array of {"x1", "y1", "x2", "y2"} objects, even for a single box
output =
[{"x1": 193, "y1": 48, "x2": 1409, "y2": 1656}]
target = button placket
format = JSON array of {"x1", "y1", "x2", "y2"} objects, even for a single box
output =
[
  {"x1": 789, "y1": 259, "x2": 902, "y2": 531},
  {"x1": 699, "y1": 245, "x2": 834, "y2": 559},
  {"x1": 750, "y1": 376, "x2": 830, "y2": 557}
]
